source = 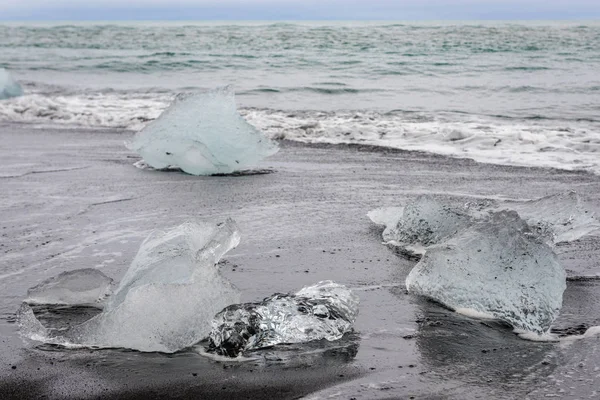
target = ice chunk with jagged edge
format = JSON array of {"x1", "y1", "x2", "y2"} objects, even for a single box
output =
[
  {"x1": 128, "y1": 86, "x2": 278, "y2": 175},
  {"x1": 18, "y1": 219, "x2": 241, "y2": 353},
  {"x1": 406, "y1": 211, "x2": 566, "y2": 335},
  {"x1": 0, "y1": 68, "x2": 23, "y2": 100},
  {"x1": 25, "y1": 269, "x2": 113, "y2": 307},
  {"x1": 493, "y1": 191, "x2": 600, "y2": 244},
  {"x1": 368, "y1": 196, "x2": 471, "y2": 256},
  {"x1": 208, "y1": 281, "x2": 359, "y2": 357},
  {"x1": 369, "y1": 192, "x2": 600, "y2": 255}
]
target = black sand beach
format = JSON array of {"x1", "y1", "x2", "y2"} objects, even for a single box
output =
[{"x1": 1, "y1": 123, "x2": 600, "y2": 399}]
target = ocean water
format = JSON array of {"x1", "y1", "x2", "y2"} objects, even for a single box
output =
[{"x1": 1, "y1": 21, "x2": 599, "y2": 172}]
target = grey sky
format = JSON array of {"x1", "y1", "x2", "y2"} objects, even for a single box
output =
[{"x1": 1, "y1": 0, "x2": 599, "y2": 20}]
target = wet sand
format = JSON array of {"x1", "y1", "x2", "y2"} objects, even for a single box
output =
[{"x1": 1, "y1": 123, "x2": 599, "y2": 399}]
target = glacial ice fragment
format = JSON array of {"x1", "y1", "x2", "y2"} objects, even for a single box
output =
[
  {"x1": 25, "y1": 269, "x2": 113, "y2": 307},
  {"x1": 128, "y1": 86, "x2": 279, "y2": 175},
  {"x1": 18, "y1": 219, "x2": 241, "y2": 353},
  {"x1": 368, "y1": 196, "x2": 471, "y2": 256},
  {"x1": 0, "y1": 68, "x2": 23, "y2": 100},
  {"x1": 406, "y1": 210, "x2": 566, "y2": 335},
  {"x1": 369, "y1": 196, "x2": 573, "y2": 336},
  {"x1": 493, "y1": 191, "x2": 600, "y2": 244},
  {"x1": 208, "y1": 281, "x2": 359, "y2": 357},
  {"x1": 369, "y1": 191, "x2": 600, "y2": 253}
]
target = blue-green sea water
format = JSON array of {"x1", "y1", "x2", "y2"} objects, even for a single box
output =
[{"x1": 1, "y1": 21, "x2": 599, "y2": 172}]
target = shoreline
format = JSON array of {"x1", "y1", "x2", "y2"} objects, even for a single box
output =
[
  {"x1": 2, "y1": 120, "x2": 596, "y2": 178},
  {"x1": 1, "y1": 123, "x2": 599, "y2": 399}
]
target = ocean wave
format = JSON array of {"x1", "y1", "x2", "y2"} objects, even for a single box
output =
[
  {"x1": 1, "y1": 92, "x2": 600, "y2": 175},
  {"x1": 240, "y1": 87, "x2": 386, "y2": 95},
  {"x1": 0, "y1": 93, "x2": 169, "y2": 130}
]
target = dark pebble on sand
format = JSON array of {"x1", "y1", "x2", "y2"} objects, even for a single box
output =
[
  {"x1": 11, "y1": 365, "x2": 16, "y2": 369},
  {"x1": 192, "y1": 373, "x2": 197, "y2": 376},
  {"x1": 408, "y1": 364, "x2": 416, "y2": 368}
]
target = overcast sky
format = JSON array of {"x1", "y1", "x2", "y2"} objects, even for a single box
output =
[{"x1": 1, "y1": 0, "x2": 599, "y2": 21}]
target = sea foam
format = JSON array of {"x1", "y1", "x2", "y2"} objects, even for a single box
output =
[{"x1": 1, "y1": 92, "x2": 600, "y2": 174}]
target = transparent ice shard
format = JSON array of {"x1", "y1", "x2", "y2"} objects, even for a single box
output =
[
  {"x1": 128, "y1": 86, "x2": 279, "y2": 175},
  {"x1": 208, "y1": 281, "x2": 359, "y2": 357},
  {"x1": 0, "y1": 68, "x2": 23, "y2": 100},
  {"x1": 368, "y1": 196, "x2": 471, "y2": 256},
  {"x1": 18, "y1": 219, "x2": 241, "y2": 353},
  {"x1": 369, "y1": 196, "x2": 571, "y2": 337},
  {"x1": 406, "y1": 211, "x2": 566, "y2": 335},
  {"x1": 494, "y1": 191, "x2": 600, "y2": 244},
  {"x1": 369, "y1": 191, "x2": 600, "y2": 254},
  {"x1": 25, "y1": 269, "x2": 113, "y2": 307}
]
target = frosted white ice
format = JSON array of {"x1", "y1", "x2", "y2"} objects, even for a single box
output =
[
  {"x1": 208, "y1": 281, "x2": 359, "y2": 357},
  {"x1": 406, "y1": 210, "x2": 566, "y2": 335},
  {"x1": 18, "y1": 219, "x2": 241, "y2": 353},
  {"x1": 128, "y1": 87, "x2": 278, "y2": 175},
  {"x1": 25, "y1": 268, "x2": 113, "y2": 306},
  {"x1": 0, "y1": 68, "x2": 23, "y2": 100}
]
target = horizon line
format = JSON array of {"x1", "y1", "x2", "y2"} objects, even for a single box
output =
[{"x1": 2, "y1": 18, "x2": 600, "y2": 22}]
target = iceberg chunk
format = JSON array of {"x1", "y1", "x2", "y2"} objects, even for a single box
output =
[
  {"x1": 128, "y1": 86, "x2": 279, "y2": 175},
  {"x1": 25, "y1": 269, "x2": 113, "y2": 307},
  {"x1": 18, "y1": 219, "x2": 241, "y2": 353},
  {"x1": 369, "y1": 191, "x2": 600, "y2": 253},
  {"x1": 208, "y1": 281, "x2": 359, "y2": 357},
  {"x1": 406, "y1": 211, "x2": 566, "y2": 335},
  {"x1": 368, "y1": 196, "x2": 471, "y2": 256},
  {"x1": 369, "y1": 196, "x2": 569, "y2": 337},
  {"x1": 0, "y1": 68, "x2": 23, "y2": 100},
  {"x1": 494, "y1": 191, "x2": 600, "y2": 244}
]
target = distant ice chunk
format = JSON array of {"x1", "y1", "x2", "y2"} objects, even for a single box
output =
[
  {"x1": 208, "y1": 281, "x2": 359, "y2": 357},
  {"x1": 406, "y1": 211, "x2": 566, "y2": 335},
  {"x1": 128, "y1": 86, "x2": 279, "y2": 175},
  {"x1": 0, "y1": 68, "x2": 23, "y2": 100},
  {"x1": 18, "y1": 219, "x2": 241, "y2": 353},
  {"x1": 494, "y1": 191, "x2": 600, "y2": 244},
  {"x1": 25, "y1": 269, "x2": 113, "y2": 307}
]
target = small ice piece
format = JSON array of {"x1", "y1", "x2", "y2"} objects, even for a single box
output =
[
  {"x1": 368, "y1": 196, "x2": 470, "y2": 255},
  {"x1": 128, "y1": 86, "x2": 279, "y2": 175},
  {"x1": 406, "y1": 211, "x2": 566, "y2": 335},
  {"x1": 496, "y1": 191, "x2": 600, "y2": 244},
  {"x1": 0, "y1": 68, "x2": 23, "y2": 99},
  {"x1": 18, "y1": 219, "x2": 241, "y2": 353},
  {"x1": 208, "y1": 281, "x2": 359, "y2": 357},
  {"x1": 25, "y1": 269, "x2": 113, "y2": 307}
]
